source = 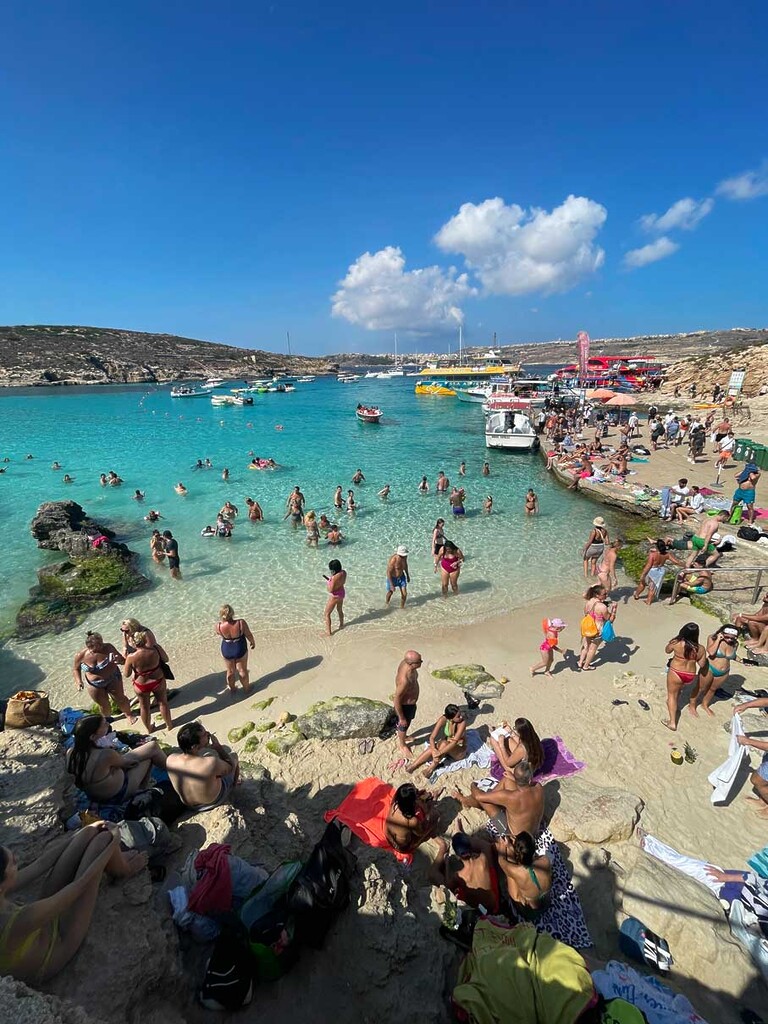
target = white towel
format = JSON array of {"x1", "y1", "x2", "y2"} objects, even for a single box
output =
[{"x1": 708, "y1": 712, "x2": 749, "y2": 805}]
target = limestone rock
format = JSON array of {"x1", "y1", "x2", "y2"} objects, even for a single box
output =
[
  {"x1": 0, "y1": 977, "x2": 107, "y2": 1024},
  {"x1": 266, "y1": 729, "x2": 303, "y2": 756},
  {"x1": 243, "y1": 734, "x2": 260, "y2": 752},
  {"x1": 254, "y1": 721, "x2": 276, "y2": 732},
  {"x1": 228, "y1": 721, "x2": 255, "y2": 743},
  {"x1": 295, "y1": 696, "x2": 396, "y2": 740},
  {"x1": 431, "y1": 663, "x2": 504, "y2": 698},
  {"x1": 548, "y1": 777, "x2": 643, "y2": 844},
  {"x1": 0, "y1": 729, "x2": 67, "y2": 855}
]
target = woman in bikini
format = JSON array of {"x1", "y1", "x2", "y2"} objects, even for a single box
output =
[
  {"x1": 385, "y1": 783, "x2": 438, "y2": 855},
  {"x1": 437, "y1": 539, "x2": 464, "y2": 596},
  {"x1": 578, "y1": 584, "x2": 615, "y2": 671},
  {"x1": 494, "y1": 831, "x2": 552, "y2": 919},
  {"x1": 688, "y1": 625, "x2": 740, "y2": 718},
  {"x1": 124, "y1": 631, "x2": 174, "y2": 733},
  {"x1": 489, "y1": 717, "x2": 544, "y2": 776},
  {"x1": 215, "y1": 604, "x2": 255, "y2": 694},
  {"x1": 633, "y1": 539, "x2": 682, "y2": 605},
  {"x1": 405, "y1": 703, "x2": 467, "y2": 777},
  {"x1": 0, "y1": 825, "x2": 147, "y2": 984},
  {"x1": 149, "y1": 529, "x2": 166, "y2": 563},
  {"x1": 582, "y1": 517, "x2": 609, "y2": 578},
  {"x1": 663, "y1": 622, "x2": 708, "y2": 731},
  {"x1": 304, "y1": 510, "x2": 320, "y2": 547},
  {"x1": 66, "y1": 714, "x2": 166, "y2": 804},
  {"x1": 431, "y1": 518, "x2": 446, "y2": 572},
  {"x1": 324, "y1": 559, "x2": 346, "y2": 636},
  {"x1": 119, "y1": 617, "x2": 157, "y2": 655},
  {"x1": 72, "y1": 632, "x2": 135, "y2": 725},
  {"x1": 431, "y1": 828, "x2": 506, "y2": 915}
]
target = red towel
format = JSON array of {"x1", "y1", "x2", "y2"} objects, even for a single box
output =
[
  {"x1": 188, "y1": 842, "x2": 233, "y2": 914},
  {"x1": 324, "y1": 776, "x2": 412, "y2": 864}
]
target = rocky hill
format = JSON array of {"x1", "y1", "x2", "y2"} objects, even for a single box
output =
[
  {"x1": 658, "y1": 340, "x2": 768, "y2": 398},
  {"x1": 0, "y1": 325, "x2": 336, "y2": 387}
]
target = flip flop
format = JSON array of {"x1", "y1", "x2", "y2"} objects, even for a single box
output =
[
  {"x1": 365, "y1": 738, "x2": 375, "y2": 754},
  {"x1": 638, "y1": 700, "x2": 650, "y2": 711},
  {"x1": 387, "y1": 758, "x2": 407, "y2": 774},
  {"x1": 358, "y1": 739, "x2": 367, "y2": 755},
  {"x1": 611, "y1": 699, "x2": 629, "y2": 706}
]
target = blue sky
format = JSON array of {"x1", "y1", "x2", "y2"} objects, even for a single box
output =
[{"x1": 1, "y1": 1, "x2": 766, "y2": 354}]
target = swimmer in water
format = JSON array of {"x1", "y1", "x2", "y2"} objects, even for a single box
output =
[
  {"x1": 327, "y1": 523, "x2": 343, "y2": 545},
  {"x1": 133, "y1": 490, "x2": 145, "y2": 501},
  {"x1": 245, "y1": 498, "x2": 264, "y2": 521},
  {"x1": 51, "y1": 461, "x2": 61, "y2": 470},
  {"x1": 204, "y1": 458, "x2": 213, "y2": 468},
  {"x1": 418, "y1": 476, "x2": 429, "y2": 493},
  {"x1": 193, "y1": 459, "x2": 204, "y2": 470},
  {"x1": 201, "y1": 525, "x2": 216, "y2": 537},
  {"x1": 318, "y1": 512, "x2": 331, "y2": 532},
  {"x1": 334, "y1": 486, "x2": 343, "y2": 510},
  {"x1": 346, "y1": 489, "x2": 357, "y2": 513},
  {"x1": 175, "y1": 482, "x2": 187, "y2": 496},
  {"x1": 459, "y1": 461, "x2": 466, "y2": 477},
  {"x1": 482, "y1": 462, "x2": 490, "y2": 477},
  {"x1": 378, "y1": 483, "x2": 391, "y2": 500},
  {"x1": 222, "y1": 468, "x2": 229, "y2": 482},
  {"x1": 436, "y1": 471, "x2": 449, "y2": 494},
  {"x1": 524, "y1": 489, "x2": 539, "y2": 515},
  {"x1": 352, "y1": 468, "x2": 365, "y2": 485},
  {"x1": 483, "y1": 495, "x2": 493, "y2": 514},
  {"x1": 99, "y1": 474, "x2": 108, "y2": 487},
  {"x1": 145, "y1": 509, "x2": 163, "y2": 522},
  {"x1": 304, "y1": 510, "x2": 320, "y2": 547},
  {"x1": 63, "y1": 474, "x2": 74, "y2": 484}
]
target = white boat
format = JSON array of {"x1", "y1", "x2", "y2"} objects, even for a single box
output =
[
  {"x1": 170, "y1": 385, "x2": 208, "y2": 398},
  {"x1": 296, "y1": 376, "x2": 316, "y2": 383},
  {"x1": 232, "y1": 394, "x2": 254, "y2": 406},
  {"x1": 455, "y1": 385, "x2": 493, "y2": 404},
  {"x1": 203, "y1": 377, "x2": 226, "y2": 389},
  {"x1": 364, "y1": 371, "x2": 381, "y2": 379},
  {"x1": 338, "y1": 374, "x2": 361, "y2": 382},
  {"x1": 211, "y1": 394, "x2": 236, "y2": 407},
  {"x1": 484, "y1": 409, "x2": 539, "y2": 451}
]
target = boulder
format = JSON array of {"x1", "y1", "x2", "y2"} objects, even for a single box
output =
[
  {"x1": 265, "y1": 729, "x2": 303, "y2": 756},
  {"x1": 548, "y1": 777, "x2": 643, "y2": 844},
  {"x1": 431, "y1": 663, "x2": 504, "y2": 698},
  {"x1": 254, "y1": 721, "x2": 276, "y2": 732},
  {"x1": 243, "y1": 735, "x2": 260, "y2": 753},
  {"x1": 228, "y1": 721, "x2": 255, "y2": 743},
  {"x1": 295, "y1": 696, "x2": 396, "y2": 740},
  {"x1": 0, "y1": 977, "x2": 107, "y2": 1024},
  {"x1": 31, "y1": 501, "x2": 118, "y2": 558},
  {"x1": 0, "y1": 729, "x2": 68, "y2": 855}
]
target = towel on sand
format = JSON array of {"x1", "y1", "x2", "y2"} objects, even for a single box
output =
[
  {"x1": 324, "y1": 777, "x2": 412, "y2": 865},
  {"x1": 490, "y1": 737, "x2": 586, "y2": 784},
  {"x1": 428, "y1": 729, "x2": 492, "y2": 782},
  {"x1": 708, "y1": 712, "x2": 748, "y2": 805}
]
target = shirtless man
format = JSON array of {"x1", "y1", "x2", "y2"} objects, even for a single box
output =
[
  {"x1": 685, "y1": 511, "x2": 728, "y2": 568},
  {"x1": 285, "y1": 486, "x2": 305, "y2": 527},
  {"x1": 436, "y1": 471, "x2": 449, "y2": 494},
  {"x1": 378, "y1": 483, "x2": 391, "y2": 500},
  {"x1": 333, "y1": 485, "x2": 343, "y2": 511},
  {"x1": 386, "y1": 546, "x2": 410, "y2": 607},
  {"x1": 735, "y1": 591, "x2": 768, "y2": 641},
  {"x1": 454, "y1": 761, "x2": 544, "y2": 838},
  {"x1": 351, "y1": 468, "x2": 365, "y2": 485},
  {"x1": 245, "y1": 497, "x2": 264, "y2": 521},
  {"x1": 166, "y1": 722, "x2": 239, "y2": 812},
  {"x1": 393, "y1": 650, "x2": 422, "y2": 757}
]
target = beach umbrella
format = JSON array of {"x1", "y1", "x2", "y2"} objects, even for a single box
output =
[
  {"x1": 587, "y1": 388, "x2": 616, "y2": 400},
  {"x1": 604, "y1": 393, "x2": 636, "y2": 406}
]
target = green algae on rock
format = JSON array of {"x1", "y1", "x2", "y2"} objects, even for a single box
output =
[
  {"x1": 431, "y1": 664, "x2": 504, "y2": 698},
  {"x1": 228, "y1": 722, "x2": 255, "y2": 743},
  {"x1": 295, "y1": 695, "x2": 396, "y2": 740}
]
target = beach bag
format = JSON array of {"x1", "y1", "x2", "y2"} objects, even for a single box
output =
[
  {"x1": 240, "y1": 861, "x2": 303, "y2": 981},
  {"x1": 5, "y1": 690, "x2": 54, "y2": 729},
  {"x1": 730, "y1": 506, "x2": 743, "y2": 525},
  {"x1": 116, "y1": 816, "x2": 174, "y2": 861},
  {"x1": 580, "y1": 614, "x2": 599, "y2": 639},
  {"x1": 618, "y1": 916, "x2": 673, "y2": 972},
  {"x1": 199, "y1": 928, "x2": 254, "y2": 1010},
  {"x1": 601, "y1": 619, "x2": 616, "y2": 642},
  {"x1": 288, "y1": 820, "x2": 356, "y2": 949},
  {"x1": 738, "y1": 526, "x2": 760, "y2": 542}
]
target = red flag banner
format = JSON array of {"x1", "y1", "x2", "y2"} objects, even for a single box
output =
[{"x1": 577, "y1": 331, "x2": 590, "y2": 381}]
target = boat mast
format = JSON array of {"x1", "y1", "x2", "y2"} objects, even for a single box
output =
[
  {"x1": 459, "y1": 324, "x2": 463, "y2": 366},
  {"x1": 394, "y1": 331, "x2": 398, "y2": 368}
]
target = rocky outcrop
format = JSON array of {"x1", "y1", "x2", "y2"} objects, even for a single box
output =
[
  {"x1": 295, "y1": 696, "x2": 396, "y2": 740},
  {"x1": 431, "y1": 664, "x2": 505, "y2": 698},
  {"x1": 0, "y1": 324, "x2": 335, "y2": 388},
  {"x1": 660, "y1": 340, "x2": 768, "y2": 399},
  {"x1": 16, "y1": 502, "x2": 149, "y2": 638},
  {"x1": 0, "y1": 978, "x2": 106, "y2": 1024},
  {"x1": 547, "y1": 777, "x2": 644, "y2": 844}
]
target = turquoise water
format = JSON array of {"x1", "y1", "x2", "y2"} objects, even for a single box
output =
[{"x1": 0, "y1": 376, "x2": 597, "y2": 656}]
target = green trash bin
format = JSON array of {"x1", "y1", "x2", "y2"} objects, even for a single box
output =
[
  {"x1": 734, "y1": 438, "x2": 755, "y2": 463},
  {"x1": 751, "y1": 444, "x2": 768, "y2": 470}
]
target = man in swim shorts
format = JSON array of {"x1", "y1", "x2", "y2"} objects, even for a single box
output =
[
  {"x1": 730, "y1": 467, "x2": 760, "y2": 526},
  {"x1": 393, "y1": 650, "x2": 422, "y2": 758},
  {"x1": 685, "y1": 512, "x2": 728, "y2": 568},
  {"x1": 162, "y1": 530, "x2": 181, "y2": 579},
  {"x1": 386, "y1": 546, "x2": 410, "y2": 607},
  {"x1": 166, "y1": 722, "x2": 239, "y2": 811}
]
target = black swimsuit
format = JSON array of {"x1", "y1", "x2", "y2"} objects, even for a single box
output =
[{"x1": 220, "y1": 621, "x2": 247, "y2": 661}]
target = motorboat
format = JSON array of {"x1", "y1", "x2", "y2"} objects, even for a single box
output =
[
  {"x1": 484, "y1": 408, "x2": 539, "y2": 450},
  {"x1": 356, "y1": 404, "x2": 382, "y2": 423},
  {"x1": 170, "y1": 385, "x2": 208, "y2": 398},
  {"x1": 414, "y1": 382, "x2": 456, "y2": 396},
  {"x1": 338, "y1": 374, "x2": 361, "y2": 382},
  {"x1": 267, "y1": 383, "x2": 287, "y2": 393},
  {"x1": 211, "y1": 394, "x2": 236, "y2": 407},
  {"x1": 296, "y1": 376, "x2": 316, "y2": 383},
  {"x1": 232, "y1": 394, "x2": 254, "y2": 406},
  {"x1": 455, "y1": 385, "x2": 493, "y2": 404},
  {"x1": 203, "y1": 377, "x2": 227, "y2": 389}
]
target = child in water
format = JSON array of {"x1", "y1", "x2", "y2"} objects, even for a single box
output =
[{"x1": 530, "y1": 618, "x2": 567, "y2": 677}]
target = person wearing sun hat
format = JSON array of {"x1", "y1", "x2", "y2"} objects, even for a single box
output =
[
  {"x1": 530, "y1": 618, "x2": 568, "y2": 677},
  {"x1": 386, "y1": 545, "x2": 411, "y2": 607},
  {"x1": 583, "y1": 516, "x2": 609, "y2": 578}
]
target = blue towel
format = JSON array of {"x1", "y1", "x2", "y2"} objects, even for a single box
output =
[{"x1": 747, "y1": 847, "x2": 768, "y2": 879}]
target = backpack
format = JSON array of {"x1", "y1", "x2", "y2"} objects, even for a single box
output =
[
  {"x1": 738, "y1": 525, "x2": 761, "y2": 542},
  {"x1": 580, "y1": 614, "x2": 599, "y2": 639},
  {"x1": 199, "y1": 928, "x2": 254, "y2": 1010},
  {"x1": 116, "y1": 816, "x2": 174, "y2": 861},
  {"x1": 288, "y1": 820, "x2": 356, "y2": 949}
]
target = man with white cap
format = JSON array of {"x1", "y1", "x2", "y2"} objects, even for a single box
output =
[{"x1": 386, "y1": 545, "x2": 411, "y2": 607}]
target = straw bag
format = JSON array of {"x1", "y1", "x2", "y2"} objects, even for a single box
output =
[{"x1": 5, "y1": 690, "x2": 54, "y2": 729}]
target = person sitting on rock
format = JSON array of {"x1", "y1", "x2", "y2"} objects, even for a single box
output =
[
  {"x1": 384, "y1": 783, "x2": 439, "y2": 855},
  {"x1": 166, "y1": 722, "x2": 239, "y2": 812},
  {"x1": 453, "y1": 761, "x2": 544, "y2": 839},
  {"x1": 430, "y1": 826, "x2": 509, "y2": 916},
  {"x1": 0, "y1": 824, "x2": 147, "y2": 983},
  {"x1": 67, "y1": 714, "x2": 166, "y2": 805}
]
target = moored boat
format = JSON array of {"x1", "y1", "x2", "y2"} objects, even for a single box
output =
[
  {"x1": 484, "y1": 408, "x2": 539, "y2": 451},
  {"x1": 170, "y1": 385, "x2": 208, "y2": 398},
  {"x1": 211, "y1": 394, "x2": 236, "y2": 407},
  {"x1": 356, "y1": 404, "x2": 382, "y2": 423},
  {"x1": 232, "y1": 394, "x2": 254, "y2": 406},
  {"x1": 415, "y1": 382, "x2": 456, "y2": 396}
]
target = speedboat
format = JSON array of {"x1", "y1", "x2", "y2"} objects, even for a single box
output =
[
  {"x1": 232, "y1": 394, "x2": 254, "y2": 406},
  {"x1": 170, "y1": 385, "x2": 208, "y2": 398},
  {"x1": 356, "y1": 405, "x2": 382, "y2": 423},
  {"x1": 211, "y1": 394, "x2": 236, "y2": 407},
  {"x1": 203, "y1": 377, "x2": 226, "y2": 389},
  {"x1": 338, "y1": 374, "x2": 361, "y2": 382},
  {"x1": 484, "y1": 408, "x2": 539, "y2": 451},
  {"x1": 296, "y1": 376, "x2": 316, "y2": 383},
  {"x1": 455, "y1": 385, "x2": 493, "y2": 404}
]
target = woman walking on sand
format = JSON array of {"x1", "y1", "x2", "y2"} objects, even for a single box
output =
[
  {"x1": 324, "y1": 558, "x2": 347, "y2": 635},
  {"x1": 215, "y1": 604, "x2": 255, "y2": 695},
  {"x1": 578, "y1": 585, "x2": 615, "y2": 672},
  {"x1": 662, "y1": 622, "x2": 707, "y2": 731}
]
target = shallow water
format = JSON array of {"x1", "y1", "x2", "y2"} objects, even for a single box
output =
[{"x1": 0, "y1": 375, "x2": 599, "y2": 691}]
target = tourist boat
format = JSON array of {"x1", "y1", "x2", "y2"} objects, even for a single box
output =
[
  {"x1": 415, "y1": 382, "x2": 456, "y2": 396},
  {"x1": 231, "y1": 394, "x2": 254, "y2": 406},
  {"x1": 356, "y1": 404, "x2": 382, "y2": 423},
  {"x1": 170, "y1": 385, "x2": 208, "y2": 398},
  {"x1": 211, "y1": 394, "x2": 236, "y2": 407},
  {"x1": 418, "y1": 349, "x2": 521, "y2": 381},
  {"x1": 551, "y1": 355, "x2": 665, "y2": 391},
  {"x1": 296, "y1": 376, "x2": 316, "y2": 383},
  {"x1": 484, "y1": 408, "x2": 539, "y2": 451}
]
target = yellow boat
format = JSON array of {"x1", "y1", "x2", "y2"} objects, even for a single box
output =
[{"x1": 415, "y1": 382, "x2": 456, "y2": 396}]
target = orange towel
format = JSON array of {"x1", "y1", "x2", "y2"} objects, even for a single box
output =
[{"x1": 324, "y1": 776, "x2": 412, "y2": 865}]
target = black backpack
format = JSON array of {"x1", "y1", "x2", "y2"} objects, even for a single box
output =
[
  {"x1": 199, "y1": 928, "x2": 254, "y2": 1011},
  {"x1": 738, "y1": 526, "x2": 761, "y2": 542},
  {"x1": 288, "y1": 820, "x2": 356, "y2": 948}
]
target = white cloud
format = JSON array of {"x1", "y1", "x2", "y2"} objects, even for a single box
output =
[
  {"x1": 639, "y1": 196, "x2": 713, "y2": 233},
  {"x1": 331, "y1": 246, "x2": 476, "y2": 332},
  {"x1": 716, "y1": 162, "x2": 768, "y2": 201},
  {"x1": 622, "y1": 236, "x2": 679, "y2": 269},
  {"x1": 434, "y1": 194, "x2": 606, "y2": 296}
]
